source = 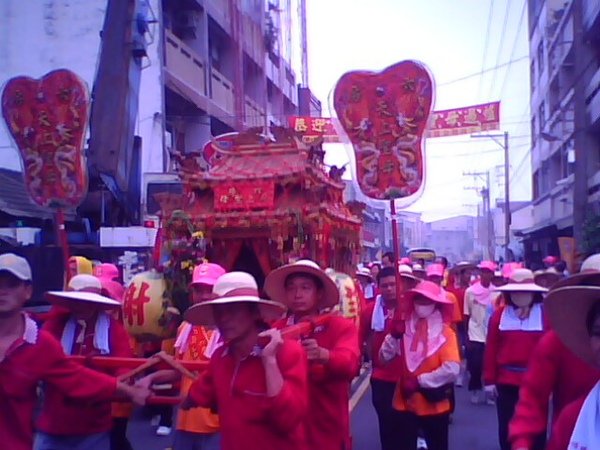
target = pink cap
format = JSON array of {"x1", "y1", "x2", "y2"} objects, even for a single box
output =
[
  {"x1": 399, "y1": 257, "x2": 411, "y2": 265},
  {"x1": 100, "y1": 279, "x2": 125, "y2": 303},
  {"x1": 543, "y1": 256, "x2": 559, "y2": 265},
  {"x1": 426, "y1": 263, "x2": 445, "y2": 278},
  {"x1": 502, "y1": 262, "x2": 523, "y2": 279},
  {"x1": 478, "y1": 260, "x2": 497, "y2": 272},
  {"x1": 94, "y1": 263, "x2": 120, "y2": 281},
  {"x1": 191, "y1": 262, "x2": 226, "y2": 287}
]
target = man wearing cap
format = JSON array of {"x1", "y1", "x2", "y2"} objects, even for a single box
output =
[
  {"x1": 265, "y1": 260, "x2": 360, "y2": 450},
  {"x1": 138, "y1": 262, "x2": 226, "y2": 450},
  {"x1": 0, "y1": 253, "x2": 149, "y2": 450},
  {"x1": 359, "y1": 265, "x2": 418, "y2": 450},
  {"x1": 426, "y1": 264, "x2": 462, "y2": 326},
  {"x1": 482, "y1": 269, "x2": 549, "y2": 450},
  {"x1": 35, "y1": 275, "x2": 135, "y2": 450},
  {"x1": 356, "y1": 266, "x2": 377, "y2": 303},
  {"x1": 181, "y1": 271, "x2": 308, "y2": 450},
  {"x1": 464, "y1": 261, "x2": 500, "y2": 404},
  {"x1": 509, "y1": 254, "x2": 600, "y2": 450}
]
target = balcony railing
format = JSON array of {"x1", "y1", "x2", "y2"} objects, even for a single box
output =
[
  {"x1": 211, "y1": 67, "x2": 235, "y2": 116},
  {"x1": 164, "y1": 29, "x2": 206, "y2": 97},
  {"x1": 244, "y1": 96, "x2": 265, "y2": 128}
]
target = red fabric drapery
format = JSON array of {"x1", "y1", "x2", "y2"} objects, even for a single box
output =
[
  {"x1": 250, "y1": 238, "x2": 272, "y2": 276},
  {"x1": 222, "y1": 240, "x2": 244, "y2": 271}
]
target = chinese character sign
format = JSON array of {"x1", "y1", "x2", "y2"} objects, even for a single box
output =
[
  {"x1": 214, "y1": 181, "x2": 275, "y2": 212},
  {"x1": 427, "y1": 101, "x2": 500, "y2": 137},
  {"x1": 123, "y1": 270, "x2": 180, "y2": 340},
  {"x1": 1, "y1": 69, "x2": 90, "y2": 207},
  {"x1": 333, "y1": 61, "x2": 434, "y2": 200},
  {"x1": 288, "y1": 116, "x2": 340, "y2": 143}
]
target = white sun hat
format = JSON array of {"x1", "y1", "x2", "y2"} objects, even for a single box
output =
[
  {"x1": 184, "y1": 271, "x2": 286, "y2": 327},
  {"x1": 494, "y1": 268, "x2": 548, "y2": 293},
  {"x1": 45, "y1": 290, "x2": 121, "y2": 309}
]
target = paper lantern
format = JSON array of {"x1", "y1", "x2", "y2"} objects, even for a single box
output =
[
  {"x1": 333, "y1": 61, "x2": 434, "y2": 201},
  {"x1": 1, "y1": 69, "x2": 90, "y2": 207},
  {"x1": 123, "y1": 270, "x2": 180, "y2": 340}
]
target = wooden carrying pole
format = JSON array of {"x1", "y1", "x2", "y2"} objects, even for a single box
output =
[{"x1": 390, "y1": 199, "x2": 406, "y2": 321}]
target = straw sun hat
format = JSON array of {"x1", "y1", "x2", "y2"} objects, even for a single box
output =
[
  {"x1": 552, "y1": 254, "x2": 600, "y2": 289},
  {"x1": 264, "y1": 260, "x2": 340, "y2": 309},
  {"x1": 184, "y1": 272, "x2": 286, "y2": 327},
  {"x1": 545, "y1": 285, "x2": 600, "y2": 366}
]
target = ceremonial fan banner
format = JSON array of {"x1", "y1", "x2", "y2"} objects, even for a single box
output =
[
  {"x1": 333, "y1": 61, "x2": 434, "y2": 200},
  {"x1": 2, "y1": 69, "x2": 91, "y2": 278}
]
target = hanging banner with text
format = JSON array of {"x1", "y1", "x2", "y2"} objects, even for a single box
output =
[
  {"x1": 289, "y1": 101, "x2": 501, "y2": 142},
  {"x1": 426, "y1": 101, "x2": 500, "y2": 138}
]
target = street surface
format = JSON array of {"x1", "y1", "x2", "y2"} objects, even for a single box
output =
[{"x1": 127, "y1": 375, "x2": 499, "y2": 450}]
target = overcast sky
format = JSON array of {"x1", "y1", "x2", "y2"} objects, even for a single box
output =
[{"x1": 306, "y1": 0, "x2": 531, "y2": 221}]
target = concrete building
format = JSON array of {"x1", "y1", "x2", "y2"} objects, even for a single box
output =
[
  {"x1": 0, "y1": 0, "x2": 312, "y2": 231},
  {"x1": 524, "y1": 0, "x2": 600, "y2": 260},
  {"x1": 423, "y1": 215, "x2": 477, "y2": 263},
  {"x1": 491, "y1": 201, "x2": 533, "y2": 262}
]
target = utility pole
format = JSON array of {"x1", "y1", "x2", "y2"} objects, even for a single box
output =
[
  {"x1": 572, "y1": 0, "x2": 588, "y2": 258},
  {"x1": 503, "y1": 131, "x2": 511, "y2": 262},
  {"x1": 464, "y1": 170, "x2": 493, "y2": 260},
  {"x1": 471, "y1": 132, "x2": 511, "y2": 261}
]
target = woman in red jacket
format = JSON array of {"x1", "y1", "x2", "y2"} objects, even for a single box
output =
[
  {"x1": 545, "y1": 284, "x2": 600, "y2": 450},
  {"x1": 265, "y1": 260, "x2": 360, "y2": 450},
  {"x1": 483, "y1": 269, "x2": 548, "y2": 450}
]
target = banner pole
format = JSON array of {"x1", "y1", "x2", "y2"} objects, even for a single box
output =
[
  {"x1": 390, "y1": 199, "x2": 405, "y2": 320},
  {"x1": 55, "y1": 208, "x2": 71, "y2": 284}
]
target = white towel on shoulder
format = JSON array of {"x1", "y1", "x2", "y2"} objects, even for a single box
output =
[
  {"x1": 371, "y1": 295, "x2": 387, "y2": 332},
  {"x1": 569, "y1": 380, "x2": 600, "y2": 450},
  {"x1": 61, "y1": 312, "x2": 111, "y2": 355}
]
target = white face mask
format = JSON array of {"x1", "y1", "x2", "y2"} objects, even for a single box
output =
[
  {"x1": 414, "y1": 303, "x2": 436, "y2": 318},
  {"x1": 511, "y1": 292, "x2": 534, "y2": 308}
]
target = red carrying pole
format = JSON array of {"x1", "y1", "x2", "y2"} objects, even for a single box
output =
[
  {"x1": 55, "y1": 208, "x2": 71, "y2": 284},
  {"x1": 390, "y1": 199, "x2": 406, "y2": 322}
]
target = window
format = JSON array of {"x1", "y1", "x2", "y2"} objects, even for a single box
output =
[
  {"x1": 538, "y1": 101, "x2": 546, "y2": 132},
  {"x1": 537, "y1": 41, "x2": 544, "y2": 75},
  {"x1": 533, "y1": 170, "x2": 540, "y2": 200},
  {"x1": 530, "y1": 61, "x2": 536, "y2": 91},
  {"x1": 531, "y1": 116, "x2": 537, "y2": 147}
]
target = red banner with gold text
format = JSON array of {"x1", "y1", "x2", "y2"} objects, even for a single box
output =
[{"x1": 214, "y1": 181, "x2": 275, "y2": 212}]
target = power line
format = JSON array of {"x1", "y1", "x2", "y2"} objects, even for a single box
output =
[
  {"x1": 438, "y1": 56, "x2": 529, "y2": 87},
  {"x1": 487, "y1": 0, "x2": 513, "y2": 99},
  {"x1": 476, "y1": 0, "x2": 496, "y2": 99},
  {"x1": 498, "y1": 0, "x2": 528, "y2": 99}
]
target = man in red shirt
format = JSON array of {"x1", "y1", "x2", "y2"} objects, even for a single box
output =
[
  {"x1": 265, "y1": 260, "x2": 360, "y2": 450},
  {"x1": 0, "y1": 253, "x2": 148, "y2": 450},
  {"x1": 36, "y1": 274, "x2": 136, "y2": 450},
  {"x1": 359, "y1": 265, "x2": 418, "y2": 450},
  {"x1": 181, "y1": 271, "x2": 308, "y2": 450}
]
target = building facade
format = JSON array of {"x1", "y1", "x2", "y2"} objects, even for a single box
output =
[
  {"x1": 525, "y1": 0, "x2": 600, "y2": 260},
  {"x1": 423, "y1": 215, "x2": 477, "y2": 263},
  {"x1": 0, "y1": 0, "x2": 312, "y2": 230}
]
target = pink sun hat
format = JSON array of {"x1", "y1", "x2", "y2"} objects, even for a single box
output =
[
  {"x1": 478, "y1": 260, "x2": 497, "y2": 272},
  {"x1": 94, "y1": 263, "x2": 120, "y2": 282},
  {"x1": 426, "y1": 263, "x2": 445, "y2": 278},
  {"x1": 404, "y1": 280, "x2": 453, "y2": 305},
  {"x1": 191, "y1": 262, "x2": 226, "y2": 287}
]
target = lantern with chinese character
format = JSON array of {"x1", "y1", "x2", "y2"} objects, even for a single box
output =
[
  {"x1": 1, "y1": 69, "x2": 90, "y2": 208},
  {"x1": 122, "y1": 270, "x2": 180, "y2": 340},
  {"x1": 326, "y1": 269, "x2": 361, "y2": 328},
  {"x1": 333, "y1": 61, "x2": 434, "y2": 202}
]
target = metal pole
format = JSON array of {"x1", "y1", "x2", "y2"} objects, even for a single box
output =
[
  {"x1": 503, "y1": 131, "x2": 511, "y2": 262},
  {"x1": 572, "y1": 0, "x2": 587, "y2": 258}
]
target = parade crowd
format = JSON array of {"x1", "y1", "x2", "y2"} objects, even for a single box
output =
[{"x1": 1, "y1": 250, "x2": 600, "y2": 450}]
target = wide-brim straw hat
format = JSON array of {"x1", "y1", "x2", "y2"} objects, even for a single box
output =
[
  {"x1": 494, "y1": 268, "x2": 548, "y2": 293},
  {"x1": 450, "y1": 261, "x2": 476, "y2": 274},
  {"x1": 404, "y1": 280, "x2": 453, "y2": 305},
  {"x1": 45, "y1": 290, "x2": 122, "y2": 309},
  {"x1": 534, "y1": 268, "x2": 563, "y2": 286},
  {"x1": 545, "y1": 285, "x2": 600, "y2": 365},
  {"x1": 264, "y1": 260, "x2": 339, "y2": 309},
  {"x1": 184, "y1": 272, "x2": 286, "y2": 327},
  {"x1": 552, "y1": 254, "x2": 600, "y2": 289}
]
